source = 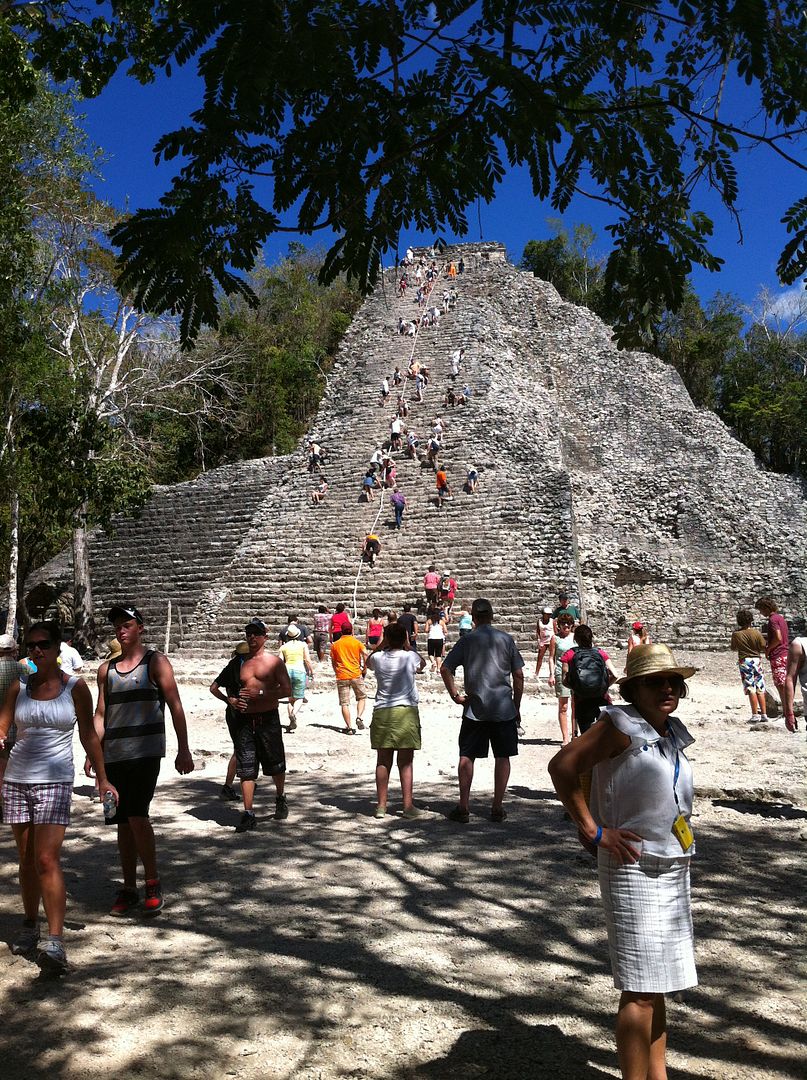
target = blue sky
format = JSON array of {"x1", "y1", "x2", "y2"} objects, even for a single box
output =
[{"x1": 80, "y1": 63, "x2": 806, "y2": 318}]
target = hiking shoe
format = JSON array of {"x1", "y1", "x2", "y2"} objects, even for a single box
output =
[
  {"x1": 235, "y1": 811, "x2": 257, "y2": 833},
  {"x1": 491, "y1": 807, "x2": 508, "y2": 822},
  {"x1": 345, "y1": 727, "x2": 356, "y2": 735},
  {"x1": 288, "y1": 716, "x2": 298, "y2": 732},
  {"x1": 10, "y1": 923, "x2": 40, "y2": 955},
  {"x1": 356, "y1": 717, "x2": 365, "y2": 730},
  {"x1": 374, "y1": 805, "x2": 387, "y2": 819},
  {"x1": 143, "y1": 879, "x2": 164, "y2": 915},
  {"x1": 109, "y1": 888, "x2": 139, "y2": 917},
  {"x1": 448, "y1": 806, "x2": 470, "y2": 823},
  {"x1": 402, "y1": 806, "x2": 424, "y2": 820},
  {"x1": 36, "y1": 938, "x2": 68, "y2": 974},
  {"x1": 274, "y1": 794, "x2": 289, "y2": 821},
  {"x1": 220, "y1": 784, "x2": 239, "y2": 801}
]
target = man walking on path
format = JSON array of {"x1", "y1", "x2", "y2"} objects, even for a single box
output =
[
  {"x1": 397, "y1": 604, "x2": 419, "y2": 650},
  {"x1": 89, "y1": 604, "x2": 194, "y2": 915},
  {"x1": 331, "y1": 626, "x2": 368, "y2": 734},
  {"x1": 209, "y1": 619, "x2": 292, "y2": 832},
  {"x1": 440, "y1": 598, "x2": 524, "y2": 822}
]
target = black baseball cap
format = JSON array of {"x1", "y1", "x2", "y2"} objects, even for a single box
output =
[
  {"x1": 244, "y1": 619, "x2": 267, "y2": 635},
  {"x1": 108, "y1": 604, "x2": 144, "y2": 625}
]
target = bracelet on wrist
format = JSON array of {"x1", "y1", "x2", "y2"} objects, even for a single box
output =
[{"x1": 593, "y1": 825, "x2": 603, "y2": 845}]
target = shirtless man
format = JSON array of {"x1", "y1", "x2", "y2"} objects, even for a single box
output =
[
  {"x1": 782, "y1": 635, "x2": 807, "y2": 733},
  {"x1": 209, "y1": 619, "x2": 293, "y2": 832}
]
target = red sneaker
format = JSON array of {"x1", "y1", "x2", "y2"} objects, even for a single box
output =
[
  {"x1": 143, "y1": 879, "x2": 164, "y2": 915},
  {"x1": 109, "y1": 888, "x2": 139, "y2": 917}
]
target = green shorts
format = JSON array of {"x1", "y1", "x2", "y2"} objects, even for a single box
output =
[
  {"x1": 370, "y1": 705, "x2": 421, "y2": 750},
  {"x1": 287, "y1": 668, "x2": 306, "y2": 698}
]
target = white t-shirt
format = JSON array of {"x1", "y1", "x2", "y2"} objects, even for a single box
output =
[
  {"x1": 537, "y1": 619, "x2": 555, "y2": 645},
  {"x1": 59, "y1": 642, "x2": 83, "y2": 674},
  {"x1": 366, "y1": 650, "x2": 420, "y2": 707},
  {"x1": 6, "y1": 674, "x2": 79, "y2": 784}
]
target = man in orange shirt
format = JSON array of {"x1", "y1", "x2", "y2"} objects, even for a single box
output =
[
  {"x1": 436, "y1": 467, "x2": 451, "y2": 509},
  {"x1": 330, "y1": 625, "x2": 368, "y2": 735}
]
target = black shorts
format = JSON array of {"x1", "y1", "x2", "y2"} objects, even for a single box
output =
[
  {"x1": 104, "y1": 757, "x2": 162, "y2": 824},
  {"x1": 575, "y1": 697, "x2": 607, "y2": 734},
  {"x1": 427, "y1": 639, "x2": 445, "y2": 658},
  {"x1": 227, "y1": 709, "x2": 286, "y2": 780},
  {"x1": 458, "y1": 718, "x2": 519, "y2": 760}
]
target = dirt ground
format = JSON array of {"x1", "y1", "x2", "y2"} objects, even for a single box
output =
[{"x1": 1, "y1": 648, "x2": 805, "y2": 1080}]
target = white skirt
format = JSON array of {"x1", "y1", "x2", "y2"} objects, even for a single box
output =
[{"x1": 598, "y1": 852, "x2": 697, "y2": 993}]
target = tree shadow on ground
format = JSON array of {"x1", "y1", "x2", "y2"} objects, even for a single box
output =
[
  {"x1": 398, "y1": 1019, "x2": 615, "y2": 1079},
  {"x1": 0, "y1": 774, "x2": 803, "y2": 1079}
]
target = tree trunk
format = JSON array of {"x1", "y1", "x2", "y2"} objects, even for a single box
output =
[
  {"x1": 73, "y1": 509, "x2": 97, "y2": 653},
  {"x1": 4, "y1": 491, "x2": 20, "y2": 636}
]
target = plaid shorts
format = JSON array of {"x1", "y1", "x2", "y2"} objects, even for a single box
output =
[
  {"x1": 2, "y1": 781, "x2": 72, "y2": 826},
  {"x1": 739, "y1": 657, "x2": 766, "y2": 694},
  {"x1": 337, "y1": 677, "x2": 367, "y2": 706}
]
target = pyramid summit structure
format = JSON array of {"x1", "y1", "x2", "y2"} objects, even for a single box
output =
[{"x1": 26, "y1": 242, "x2": 807, "y2": 653}]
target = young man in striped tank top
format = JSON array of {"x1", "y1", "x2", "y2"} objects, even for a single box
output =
[{"x1": 88, "y1": 604, "x2": 194, "y2": 916}]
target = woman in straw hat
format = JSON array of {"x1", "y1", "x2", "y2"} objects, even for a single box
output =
[{"x1": 548, "y1": 643, "x2": 698, "y2": 1080}]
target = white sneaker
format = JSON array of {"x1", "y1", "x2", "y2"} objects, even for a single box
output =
[{"x1": 37, "y1": 937, "x2": 68, "y2": 974}]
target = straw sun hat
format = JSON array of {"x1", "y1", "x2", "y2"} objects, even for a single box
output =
[{"x1": 618, "y1": 643, "x2": 698, "y2": 686}]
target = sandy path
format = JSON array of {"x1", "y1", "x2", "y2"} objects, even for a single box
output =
[{"x1": 0, "y1": 650, "x2": 804, "y2": 1079}]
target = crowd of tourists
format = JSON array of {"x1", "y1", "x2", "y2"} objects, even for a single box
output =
[
  {"x1": 2, "y1": 592, "x2": 803, "y2": 1076},
  {"x1": 1, "y1": 246, "x2": 805, "y2": 1079},
  {"x1": 307, "y1": 250, "x2": 477, "y2": 523}
]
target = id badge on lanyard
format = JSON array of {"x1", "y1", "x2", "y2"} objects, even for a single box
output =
[{"x1": 669, "y1": 730, "x2": 694, "y2": 852}]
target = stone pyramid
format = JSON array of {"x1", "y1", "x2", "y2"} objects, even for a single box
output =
[{"x1": 26, "y1": 243, "x2": 807, "y2": 653}]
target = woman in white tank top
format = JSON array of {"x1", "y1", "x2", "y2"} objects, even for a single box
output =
[{"x1": 0, "y1": 621, "x2": 115, "y2": 974}]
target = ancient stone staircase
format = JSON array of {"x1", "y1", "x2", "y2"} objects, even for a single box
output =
[{"x1": 27, "y1": 243, "x2": 807, "y2": 652}]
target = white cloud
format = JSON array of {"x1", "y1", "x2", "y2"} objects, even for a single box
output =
[{"x1": 767, "y1": 282, "x2": 807, "y2": 322}]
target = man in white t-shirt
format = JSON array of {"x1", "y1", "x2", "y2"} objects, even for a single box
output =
[
  {"x1": 59, "y1": 632, "x2": 83, "y2": 675},
  {"x1": 783, "y1": 636, "x2": 807, "y2": 733}
]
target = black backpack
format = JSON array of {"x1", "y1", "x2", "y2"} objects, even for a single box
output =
[{"x1": 567, "y1": 647, "x2": 608, "y2": 699}]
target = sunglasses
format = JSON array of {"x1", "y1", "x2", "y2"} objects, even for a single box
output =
[
  {"x1": 27, "y1": 639, "x2": 54, "y2": 650},
  {"x1": 640, "y1": 674, "x2": 679, "y2": 687}
]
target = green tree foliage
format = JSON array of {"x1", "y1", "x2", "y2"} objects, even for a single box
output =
[
  {"x1": 654, "y1": 287, "x2": 745, "y2": 409},
  {"x1": 0, "y1": 82, "x2": 153, "y2": 617},
  {"x1": 135, "y1": 245, "x2": 361, "y2": 482},
  {"x1": 6, "y1": 2, "x2": 806, "y2": 346},
  {"x1": 522, "y1": 220, "x2": 610, "y2": 317},
  {"x1": 720, "y1": 323, "x2": 807, "y2": 474}
]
